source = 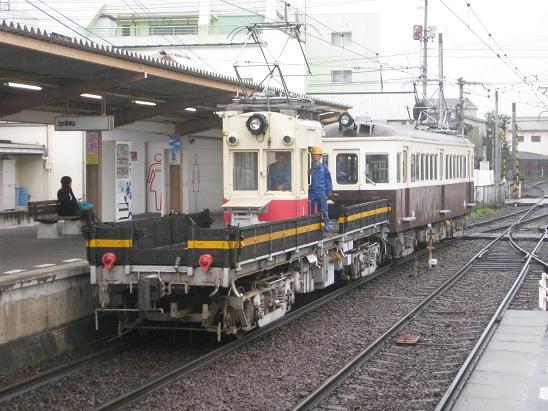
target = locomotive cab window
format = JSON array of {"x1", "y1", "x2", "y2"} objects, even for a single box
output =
[
  {"x1": 365, "y1": 154, "x2": 388, "y2": 183},
  {"x1": 233, "y1": 151, "x2": 258, "y2": 190},
  {"x1": 336, "y1": 153, "x2": 358, "y2": 184},
  {"x1": 267, "y1": 151, "x2": 292, "y2": 191}
]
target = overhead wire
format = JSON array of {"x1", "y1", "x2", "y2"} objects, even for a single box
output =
[{"x1": 438, "y1": 0, "x2": 546, "y2": 106}]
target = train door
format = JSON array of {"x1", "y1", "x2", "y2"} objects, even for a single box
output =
[{"x1": 401, "y1": 147, "x2": 409, "y2": 221}]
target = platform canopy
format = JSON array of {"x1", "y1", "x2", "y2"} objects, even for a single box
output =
[{"x1": 0, "y1": 21, "x2": 349, "y2": 133}]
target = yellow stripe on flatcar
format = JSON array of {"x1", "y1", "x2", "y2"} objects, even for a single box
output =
[
  {"x1": 86, "y1": 239, "x2": 133, "y2": 248},
  {"x1": 187, "y1": 240, "x2": 240, "y2": 249},
  {"x1": 188, "y1": 222, "x2": 323, "y2": 249},
  {"x1": 338, "y1": 206, "x2": 391, "y2": 224}
]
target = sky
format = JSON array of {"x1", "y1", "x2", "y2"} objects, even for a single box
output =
[{"x1": 2, "y1": 0, "x2": 548, "y2": 118}]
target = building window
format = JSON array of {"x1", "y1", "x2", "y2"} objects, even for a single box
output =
[
  {"x1": 517, "y1": 135, "x2": 524, "y2": 143},
  {"x1": 331, "y1": 70, "x2": 352, "y2": 83},
  {"x1": 531, "y1": 135, "x2": 541, "y2": 142},
  {"x1": 149, "y1": 24, "x2": 198, "y2": 36},
  {"x1": 336, "y1": 153, "x2": 358, "y2": 184},
  {"x1": 366, "y1": 154, "x2": 389, "y2": 183},
  {"x1": 121, "y1": 25, "x2": 131, "y2": 36},
  {"x1": 233, "y1": 152, "x2": 258, "y2": 190},
  {"x1": 331, "y1": 31, "x2": 352, "y2": 47}
]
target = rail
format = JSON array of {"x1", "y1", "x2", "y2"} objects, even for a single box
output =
[
  {"x1": 292, "y1": 196, "x2": 546, "y2": 411},
  {"x1": 93, "y1": 248, "x2": 427, "y2": 411}
]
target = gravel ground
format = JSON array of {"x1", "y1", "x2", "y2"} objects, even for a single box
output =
[
  {"x1": 317, "y1": 242, "x2": 523, "y2": 410},
  {"x1": 2, "y1": 333, "x2": 212, "y2": 410},
  {"x1": 510, "y1": 244, "x2": 548, "y2": 310},
  {"x1": 128, "y1": 239, "x2": 490, "y2": 411}
]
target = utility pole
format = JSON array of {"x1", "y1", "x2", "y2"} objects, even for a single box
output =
[
  {"x1": 438, "y1": 33, "x2": 445, "y2": 126},
  {"x1": 421, "y1": 0, "x2": 429, "y2": 101},
  {"x1": 457, "y1": 77, "x2": 464, "y2": 135},
  {"x1": 494, "y1": 90, "x2": 500, "y2": 183},
  {"x1": 511, "y1": 102, "x2": 517, "y2": 181}
]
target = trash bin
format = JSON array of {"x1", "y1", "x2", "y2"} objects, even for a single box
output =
[
  {"x1": 15, "y1": 187, "x2": 21, "y2": 206},
  {"x1": 18, "y1": 186, "x2": 29, "y2": 206}
]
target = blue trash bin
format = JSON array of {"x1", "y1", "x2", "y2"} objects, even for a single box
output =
[
  {"x1": 15, "y1": 187, "x2": 21, "y2": 206},
  {"x1": 19, "y1": 187, "x2": 29, "y2": 206}
]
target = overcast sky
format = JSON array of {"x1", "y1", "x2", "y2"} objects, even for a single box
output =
[{"x1": 2, "y1": 0, "x2": 547, "y2": 118}]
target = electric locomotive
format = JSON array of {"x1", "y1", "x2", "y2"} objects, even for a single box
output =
[{"x1": 86, "y1": 97, "x2": 390, "y2": 338}]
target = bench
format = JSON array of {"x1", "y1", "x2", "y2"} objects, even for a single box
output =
[{"x1": 28, "y1": 200, "x2": 82, "y2": 239}]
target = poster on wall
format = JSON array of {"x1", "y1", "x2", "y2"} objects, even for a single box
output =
[
  {"x1": 169, "y1": 135, "x2": 181, "y2": 165},
  {"x1": 115, "y1": 141, "x2": 132, "y2": 221},
  {"x1": 85, "y1": 131, "x2": 99, "y2": 165}
]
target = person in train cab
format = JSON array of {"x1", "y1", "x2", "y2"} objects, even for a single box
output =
[
  {"x1": 309, "y1": 147, "x2": 333, "y2": 234},
  {"x1": 267, "y1": 151, "x2": 292, "y2": 191},
  {"x1": 336, "y1": 155, "x2": 350, "y2": 183},
  {"x1": 57, "y1": 176, "x2": 79, "y2": 216}
]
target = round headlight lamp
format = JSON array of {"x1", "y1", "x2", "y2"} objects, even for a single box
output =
[
  {"x1": 246, "y1": 113, "x2": 268, "y2": 135},
  {"x1": 338, "y1": 112, "x2": 354, "y2": 128}
]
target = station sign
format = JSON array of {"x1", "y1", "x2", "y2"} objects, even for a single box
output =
[{"x1": 54, "y1": 115, "x2": 114, "y2": 131}]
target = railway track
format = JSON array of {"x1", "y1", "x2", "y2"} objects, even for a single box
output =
[
  {"x1": 2, "y1": 196, "x2": 545, "y2": 410},
  {"x1": 292, "y1": 196, "x2": 547, "y2": 410}
]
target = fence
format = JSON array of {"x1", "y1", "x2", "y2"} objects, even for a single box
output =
[{"x1": 475, "y1": 182, "x2": 509, "y2": 207}]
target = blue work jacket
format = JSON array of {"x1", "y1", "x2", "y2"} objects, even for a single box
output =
[{"x1": 309, "y1": 162, "x2": 333, "y2": 195}]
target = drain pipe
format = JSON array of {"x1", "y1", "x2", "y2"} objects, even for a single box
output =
[{"x1": 45, "y1": 125, "x2": 53, "y2": 198}]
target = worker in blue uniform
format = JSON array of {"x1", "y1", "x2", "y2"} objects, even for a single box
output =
[{"x1": 309, "y1": 146, "x2": 333, "y2": 234}]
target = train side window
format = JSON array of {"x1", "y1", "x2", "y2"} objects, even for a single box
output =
[
  {"x1": 336, "y1": 153, "x2": 358, "y2": 184},
  {"x1": 411, "y1": 154, "x2": 416, "y2": 182},
  {"x1": 420, "y1": 154, "x2": 425, "y2": 181},
  {"x1": 434, "y1": 154, "x2": 438, "y2": 180},
  {"x1": 365, "y1": 154, "x2": 388, "y2": 183},
  {"x1": 233, "y1": 151, "x2": 258, "y2": 190},
  {"x1": 429, "y1": 154, "x2": 434, "y2": 180},
  {"x1": 266, "y1": 151, "x2": 292, "y2": 191},
  {"x1": 402, "y1": 151, "x2": 408, "y2": 183},
  {"x1": 397, "y1": 152, "x2": 401, "y2": 183}
]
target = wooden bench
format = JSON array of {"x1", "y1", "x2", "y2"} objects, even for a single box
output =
[{"x1": 28, "y1": 200, "x2": 82, "y2": 239}]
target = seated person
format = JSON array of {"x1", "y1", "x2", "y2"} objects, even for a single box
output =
[
  {"x1": 57, "y1": 176, "x2": 80, "y2": 216},
  {"x1": 267, "y1": 152, "x2": 291, "y2": 191},
  {"x1": 336, "y1": 158, "x2": 350, "y2": 183}
]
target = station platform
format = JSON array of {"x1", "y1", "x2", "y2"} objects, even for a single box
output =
[
  {"x1": 454, "y1": 310, "x2": 548, "y2": 410},
  {"x1": 0, "y1": 224, "x2": 86, "y2": 275}
]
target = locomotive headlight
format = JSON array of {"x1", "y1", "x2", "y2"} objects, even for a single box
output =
[
  {"x1": 246, "y1": 113, "x2": 268, "y2": 135},
  {"x1": 338, "y1": 112, "x2": 354, "y2": 128},
  {"x1": 227, "y1": 135, "x2": 239, "y2": 145},
  {"x1": 282, "y1": 134, "x2": 294, "y2": 145}
]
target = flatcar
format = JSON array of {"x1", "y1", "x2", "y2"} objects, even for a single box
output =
[{"x1": 85, "y1": 99, "x2": 473, "y2": 338}]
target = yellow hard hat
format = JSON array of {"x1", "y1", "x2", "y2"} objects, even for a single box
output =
[{"x1": 311, "y1": 146, "x2": 323, "y2": 155}]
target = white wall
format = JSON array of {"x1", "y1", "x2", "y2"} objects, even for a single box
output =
[
  {"x1": 182, "y1": 133, "x2": 223, "y2": 213},
  {"x1": 101, "y1": 126, "x2": 172, "y2": 221},
  {"x1": 0, "y1": 124, "x2": 83, "y2": 201}
]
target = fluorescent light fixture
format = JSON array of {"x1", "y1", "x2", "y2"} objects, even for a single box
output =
[
  {"x1": 133, "y1": 100, "x2": 156, "y2": 106},
  {"x1": 7, "y1": 81, "x2": 42, "y2": 91},
  {"x1": 80, "y1": 93, "x2": 102, "y2": 100},
  {"x1": 185, "y1": 107, "x2": 197, "y2": 112}
]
